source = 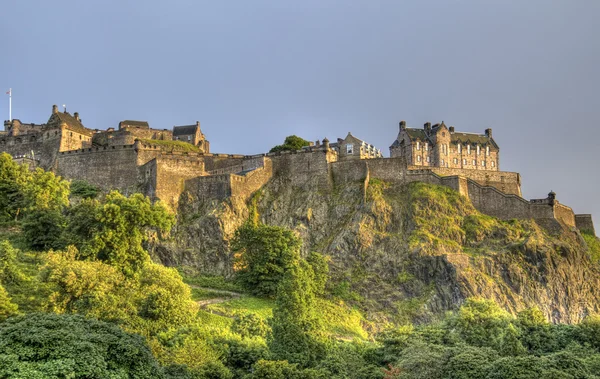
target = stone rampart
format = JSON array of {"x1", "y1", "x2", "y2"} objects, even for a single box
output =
[
  {"x1": 575, "y1": 215, "x2": 596, "y2": 236},
  {"x1": 56, "y1": 145, "x2": 139, "y2": 192},
  {"x1": 270, "y1": 149, "x2": 335, "y2": 189}
]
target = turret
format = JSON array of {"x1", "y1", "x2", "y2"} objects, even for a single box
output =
[{"x1": 322, "y1": 137, "x2": 330, "y2": 149}]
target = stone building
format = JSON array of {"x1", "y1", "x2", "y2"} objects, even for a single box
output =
[
  {"x1": 173, "y1": 122, "x2": 210, "y2": 153},
  {"x1": 330, "y1": 132, "x2": 383, "y2": 160},
  {"x1": 390, "y1": 121, "x2": 499, "y2": 171}
]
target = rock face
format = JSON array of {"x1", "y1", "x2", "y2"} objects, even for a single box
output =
[{"x1": 157, "y1": 173, "x2": 600, "y2": 324}]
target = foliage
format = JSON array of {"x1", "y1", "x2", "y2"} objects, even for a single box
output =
[
  {"x1": 232, "y1": 223, "x2": 302, "y2": 297},
  {"x1": 22, "y1": 209, "x2": 66, "y2": 251},
  {"x1": 0, "y1": 153, "x2": 69, "y2": 223},
  {"x1": 249, "y1": 359, "x2": 325, "y2": 379},
  {"x1": 582, "y1": 232, "x2": 600, "y2": 264},
  {"x1": 269, "y1": 259, "x2": 329, "y2": 367},
  {"x1": 269, "y1": 135, "x2": 311, "y2": 153},
  {"x1": 232, "y1": 313, "x2": 269, "y2": 339},
  {"x1": 0, "y1": 284, "x2": 18, "y2": 321},
  {"x1": 0, "y1": 240, "x2": 25, "y2": 284},
  {"x1": 76, "y1": 191, "x2": 174, "y2": 275},
  {"x1": 0, "y1": 313, "x2": 165, "y2": 378},
  {"x1": 42, "y1": 248, "x2": 196, "y2": 334},
  {"x1": 70, "y1": 179, "x2": 100, "y2": 199}
]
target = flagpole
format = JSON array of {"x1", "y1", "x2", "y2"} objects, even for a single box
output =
[{"x1": 8, "y1": 88, "x2": 11, "y2": 122}]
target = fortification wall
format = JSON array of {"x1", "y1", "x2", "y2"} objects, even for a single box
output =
[
  {"x1": 151, "y1": 155, "x2": 206, "y2": 208},
  {"x1": 467, "y1": 181, "x2": 533, "y2": 220},
  {"x1": 187, "y1": 175, "x2": 232, "y2": 201},
  {"x1": 230, "y1": 159, "x2": 273, "y2": 200},
  {"x1": 0, "y1": 128, "x2": 63, "y2": 169},
  {"x1": 553, "y1": 203, "x2": 576, "y2": 228},
  {"x1": 575, "y1": 215, "x2": 596, "y2": 235},
  {"x1": 56, "y1": 145, "x2": 139, "y2": 192},
  {"x1": 204, "y1": 155, "x2": 266, "y2": 175},
  {"x1": 408, "y1": 166, "x2": 521, "y2": 196},
  {"x1": 270, "y1": 149, "x2": 334, "y2": 189}
]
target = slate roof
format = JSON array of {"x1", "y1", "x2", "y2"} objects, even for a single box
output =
[
  {"x1": 451, "y1": 133, "x2": 498, "y2": 149},
  {"x1": 173, "y1": 125, "x2": 199, "y2": 136}
]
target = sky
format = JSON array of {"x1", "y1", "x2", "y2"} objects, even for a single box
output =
[{"x1": 1, "y1": 0, "x2": 599, "y2": 227}]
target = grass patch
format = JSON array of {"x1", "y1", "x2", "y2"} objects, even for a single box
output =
[
  {"x1": 179, "y1": 272, "x2": 244, "y2": 292},
  {"x1": 139, "y1": 138, "x2": 201, "y2": 153},
  {"x1": 206, "y1": 296, "x2": 274, "y2": 319},
  {"x1": 191, "y1": 287, "x2": 234, "y2": 301},
  {"x1": 196, "y1": 309, "x2": 234, "y2": 330},
  {"x1": 318, "y1": 299, "x2": 369, "y2": 340}
]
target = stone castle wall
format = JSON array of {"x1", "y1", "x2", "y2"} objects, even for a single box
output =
[
  {"x1": 56, "y1": 145, "x2": 140, "y2": 193},
  {"x1": 576, "y1": 215, "x2": 596, "y2": 235}
]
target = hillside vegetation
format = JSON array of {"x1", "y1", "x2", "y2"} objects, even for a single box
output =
[{"x1": 2, "y1": 152, "x2": 600, "y2": 378}]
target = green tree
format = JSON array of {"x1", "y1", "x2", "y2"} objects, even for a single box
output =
[
  {"x1": 0, "y1": 153, "x2": 33, "y2": 221},
  {"x1": 269, "y1": 135, "x2": 311, "y2": 153},
  {"x1": 22, "y1": 209, "x2": 66, "y2": 251},
  {"x1": 70, "y1": 179, "x2": 100, "y2": 199},
  {"x1": 249, "y1": 360, "x2": 324, "y2": 379},
  {"x1": 0, "y1": 313, "x2": 165, "y2": 378},
  {"x1": 79, "y1": 191, "x2": 174, "y2": 275},
  {"x1": 232, "y1": 223, "x2": 302, "y2": 297},
  {"x1": 0, "y1": 284, "x2": 18, "y2": 321},
  {"x1": 269, "y1": 259, "x2": 328, "y2": 367},
  {"x1": 0, "y1": 240, "x2": 25, "y2": 284},
  {"x1": 231, "y1": 313, "x2": 269, "y2": 339}
]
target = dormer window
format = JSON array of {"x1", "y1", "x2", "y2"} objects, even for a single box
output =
[
  {"x1": 416, "y1": 141, "x2": 420, "y2": 150},
  {"x1": 477, "y1": 145, "x2": 480, "y2": 155},
  {"x1": 467, "y1": 145, "x2": 471, "y2": 154},
  {"x1": 346, "y1": 144, "x2": 353, "y2": 155},
  {"x1": 457, "y1": 144, "x2": 462, "y2": 153}
]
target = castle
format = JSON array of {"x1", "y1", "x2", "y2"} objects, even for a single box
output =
[{"x1": 1, "y1": 105, "x2": 595, "y2": 236}]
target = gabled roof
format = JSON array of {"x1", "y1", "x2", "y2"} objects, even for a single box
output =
[
  {"x1": 50, "y1": 112, "x2": 93, "y2": 136},
  {"x1": 404, "y1": 128, "x2": 429, "y2": 142},
  {"x1": 173, "y1": 125, "x2": 200, "y2": 136}
]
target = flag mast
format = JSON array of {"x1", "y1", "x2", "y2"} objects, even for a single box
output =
[{"x1": 7, "y1": 88, "x2": 11, "y2": 122}]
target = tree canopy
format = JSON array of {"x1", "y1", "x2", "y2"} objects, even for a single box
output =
[{"x1": 269, "y1": 135, "x2": 311, "y2": 153}]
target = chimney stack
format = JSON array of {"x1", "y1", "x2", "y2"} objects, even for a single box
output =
[
  {"x1": 399, "y1": 120, "x2": 406, "y2": 131},
  {"x1": 424, "y1": 122, "x2": 431, "y2": 134},
  {"x1": 196, "y1": 121, "x2": 200, "y2": 127},
  {"x1": 52, "y1": 105, "x2": 58, "y2": 114},
  {"x1": 485, "y1": 128, "x2": 492, "y2": 138},
  {"x1": 74, "y1": 112, "x2": 80, "y2": 121},
  {"x1": 449, "y1": 126, "x2": 455, "y2": 133}
]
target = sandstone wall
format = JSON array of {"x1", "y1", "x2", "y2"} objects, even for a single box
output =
[
  {"x1": 0, "y1": 128, "x2": 63, "y2": 169},
  {"x1": 151, "y1": 155, "x2": 205, "y2": 208},
  {"x1": 576, "y1": 215, "x2": 596, "y2": 235},
  {"x1": 271, "y1": 149, "x2": 334, "y2": 189},
  {"x1": 56, "y1": 145, "x2": 139, "y2": 192}
]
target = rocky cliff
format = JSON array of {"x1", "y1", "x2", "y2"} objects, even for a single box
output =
[{"x1": 154, "y1": 173, "x2": 600, "y2": 324}]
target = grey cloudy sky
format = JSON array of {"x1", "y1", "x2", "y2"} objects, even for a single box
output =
[{"x1": 2, "y1": 0, "x2": 599, "y2": 227}]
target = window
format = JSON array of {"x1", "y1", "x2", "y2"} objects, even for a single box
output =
[
  {"x1": 187, "y1": 135, "x2": 191, "y2": 141},
  {"x1": 472, "y1": 159, "x2": 476, "y2": 166},
  {"x1": 416, "y1": 141, "x2": 420, "y2": 150},
  {"x1": 491, "y1": 161, "x2": 495, "y2": 167},
  {"x1": 453, "y1": 158, "x2": 458, "y2": 164},
  {"x1": 477, "y1": 145, "x2": 480, "y2": 155},
  {"x1": 417, "y1": 155, "x2": 421, "y2": 162},
  {"x1": 442, "y1": 132, "x2": 446, "y2": 137},
  {"x1": 441, "y1": 159, "x2": 445, "y2": 166},
  {"x1": 426, "y1": 156, "x2": 430, "y2": 163},
  {"x1": 482, "y1": 161, "x2": 486, "y2": 167},
  {"x1": 463, "y1": 158, "x2": 467, "y2": 165},
  {"x1": 442, "y1": 144, "x2": 446, "y2": 155},
  {"x1": 457, "y1": 144, "x2": 461, "y2": 153},
  {"x1": 346, "y1": 144, "x2": 354, "y2": 155},
  {"x1": 424, "y1": 143, "x2": 428, "y2": 151},
  {"x1": 467, "y1": 145, "x2": 471, "y2": 154},
  {"x1": 175, "y1": 137, "x2": 179, "y2": 140}
]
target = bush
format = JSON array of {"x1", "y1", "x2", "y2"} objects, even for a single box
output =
[
  {"x1": 70, "y1": 180, "x2": 99, "y2": 199},
  {"x1": 269, "y1": 135, "x2": 311, "y2": 153},
  {"x1": 231, "y1": 313, "x2": 269, "y2": 339},
  {"x1": 0, "y1": 313, "x2": 165, "y2": 378}
]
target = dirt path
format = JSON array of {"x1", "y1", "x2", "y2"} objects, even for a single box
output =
[{"x1": 190, "y1": 285, "x2": 242, "y2": 308}]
